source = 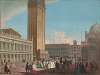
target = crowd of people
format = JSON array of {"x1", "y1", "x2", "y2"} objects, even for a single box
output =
[
  {"x1": 25, "y1": 57, "x2": 99, "y2": 75},
  {"x1": 1, "y1": 57, "x2": 99, "y2": 75}
]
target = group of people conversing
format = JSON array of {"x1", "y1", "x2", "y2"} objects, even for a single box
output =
[{"x1": 25, "y1": 58, "x2": 99, "y2": 75}]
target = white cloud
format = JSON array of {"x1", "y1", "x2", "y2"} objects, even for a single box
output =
[
  {"x1": 0, "y1": 0, "x2": 28, "y2": 26},
  {"x1": 46, "y1": 0, "x2": 59, "y2": 4},
  {"x1": 0, "y1": 0, "x2": 59, "y2": 27}
]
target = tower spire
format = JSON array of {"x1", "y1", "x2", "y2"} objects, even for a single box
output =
[{"x1": 95, "y1": 20, "x2": 98, "y2": 25}]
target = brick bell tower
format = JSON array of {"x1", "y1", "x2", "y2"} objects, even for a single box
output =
[{"x1": 28, "y1": 0, "x2": 45, "y2": 59}]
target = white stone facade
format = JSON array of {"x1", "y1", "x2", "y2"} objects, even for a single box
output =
[
  {"x1": 0, "y1": 28, "x2": 33, "y2": 63},
  {"x1": 85, "y1": 23, "x2": 100, "y2": 63},
  {"x1": 70, "y1": 45, "x2": 82, "y2": 63}
]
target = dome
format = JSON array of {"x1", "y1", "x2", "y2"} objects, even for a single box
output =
[{"x1": 90, "y1": 23, "x2": 100, "y2": 33}]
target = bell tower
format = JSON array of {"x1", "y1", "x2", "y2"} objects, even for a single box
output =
[{"x1": 28, "y1": 0, "x2": 45, "y2": 59}]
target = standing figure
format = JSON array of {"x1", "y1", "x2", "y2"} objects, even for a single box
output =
[
  {"x1": 4, "y1": 62, "x2": 11, "y2": 74},
  {"x1": 25, "y1": 62, "x2": 29, "y2": 72},
  {"x1": 29, "y1": 63, "x2": 33, "y2": 72}
]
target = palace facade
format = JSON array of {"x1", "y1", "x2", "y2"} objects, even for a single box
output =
[{"x1": 0, "y1": 28, "x2": 33, "y2": 63}]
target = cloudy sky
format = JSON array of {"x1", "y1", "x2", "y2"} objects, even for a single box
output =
[
  {"x1": 0, "y1": 0, "x2": 58, "y2": 23},
  {"x1": 1, "y1": 0, "x2": 100, "y2": 43}
]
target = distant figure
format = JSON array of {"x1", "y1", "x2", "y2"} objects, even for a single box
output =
[
  {"x1": 4, "y1": 62, "x2": 11, "y2": 74},
  {"x1": 29, "y1": 63, "x2": 32, "y2": 72},
  {"x1": 48, "y1": 60, "x2": 55, "y2": 73},
  {"x1": 55, "y1": 60, "x2": 59, "y2": 73},
  {"x1": 25, "y1": 62, "x2": 29, "y2": 72}
]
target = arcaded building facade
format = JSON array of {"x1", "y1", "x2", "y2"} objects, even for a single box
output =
[
  {"x1": 46, "y1": 44, "x2": 71, "y2": 59},
  {"x1": 0, "y1": 28, "x2": 33, "y2": 63}
]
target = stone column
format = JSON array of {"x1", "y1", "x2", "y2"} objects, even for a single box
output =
[
  {"x1": 30, "y1": 54, "x2": 33, "y2": 61},
  {"x1": 26, "y1": 54, "x2": 28, "y2": 61},
  {"x1": 15, "y1": 54, "x2": 18, "y2": 62},
  {"x1": 10, "y1": 54, "x2": 13, "y2": 62},
  {"x1": 18, "y1": 54, "x2": 20, "y2": 62},
  {"x1": 19, "y1": 54, "x2": 21, "y2": 62},
  {"x1": 5, "y1": 42, "x2": 7, "y2": 51},
  {"x1": 5, "y1": 54, "x2": 8, "y2": 62},
  {"x1": 24, "y1": 54, "x2": 25, "y2": 61},
  {"x1": 3, "y1": 54, "x2": 6, "y2": 63},
  {"x1": 25, "y1": 54, "x2": 26, "y2": 62},
  {"x1": 1, "y1": 42, "x2": 3, "y2": 50},
  {"x1": 13, "y1": 54, "x2": 15, "y2": 63},
  {"x1": 9, "y1": 54, "x2": 11, "y2": 63},
  {"x1": 1, "y1": 54, "x2": 3, "y2": 63}
]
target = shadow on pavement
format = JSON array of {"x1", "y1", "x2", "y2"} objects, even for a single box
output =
[{"x1": 23, "y1": 72, "x2": 100, "y2": 75}]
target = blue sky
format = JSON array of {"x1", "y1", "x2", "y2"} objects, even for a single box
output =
[{"x1": 6, "y1": 0, "x2": 100, "y2": 41}]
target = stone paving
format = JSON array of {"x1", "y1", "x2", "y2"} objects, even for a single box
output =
[
  {"x1": 0, "y1": 72, "x2": 100, "y2": 75},
  {"x1": 0, "y1": 63, "x2": 100, "y2": 75},
  {"x1": 0, "y1": 63, "x2": 25, "y2": 75},
  {"x1": 23, "y1": 72, "x2": 100, "y2": 75}
]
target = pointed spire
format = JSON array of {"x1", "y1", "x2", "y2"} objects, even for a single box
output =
[
  {"x1": 95, "y1": 21, "x2": 98, "y2": 24},
  {"x1": 0, "y1": 17, "x2": 1, "y2": 28}
]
